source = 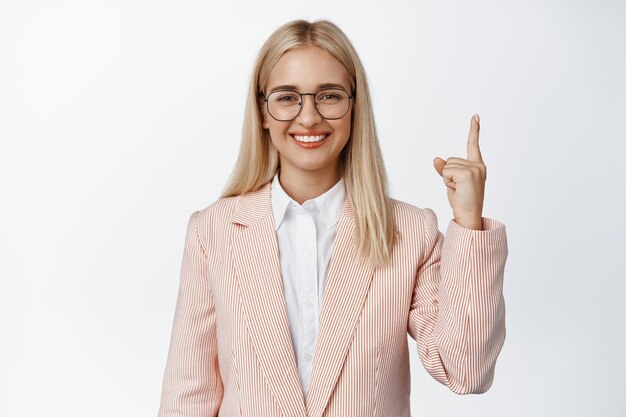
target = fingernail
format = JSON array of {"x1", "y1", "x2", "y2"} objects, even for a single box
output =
[{"x1": 474, "y1": 114, "x2": 480, "y2": 123}]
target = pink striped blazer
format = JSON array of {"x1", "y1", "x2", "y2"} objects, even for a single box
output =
[{"x1": 157, "y1": 179, "x2": 508, "y2": 417}]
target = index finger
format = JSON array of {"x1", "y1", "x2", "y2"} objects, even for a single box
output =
[{"x1": 467, "y1": 114, "x2": 484, "y2": 163}]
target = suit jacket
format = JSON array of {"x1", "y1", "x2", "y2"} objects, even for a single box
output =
[{"x1": 157, "y1": 180, "x2": 508, "y2": 417}]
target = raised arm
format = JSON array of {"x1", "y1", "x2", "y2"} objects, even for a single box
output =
[
  {"x1": 407, "y1": 207, "x2": 508, "y2": 394},
  {"x1": 157, "y1": 210, "x2": 223, "y2": 416}
]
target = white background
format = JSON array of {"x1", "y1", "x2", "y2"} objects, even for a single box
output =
[{"x1": 1, "y1": 0, "x2": 625, "y2": 416}]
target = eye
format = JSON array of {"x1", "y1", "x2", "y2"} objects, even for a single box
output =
[
  {"x1": 272, "y1": 91, "x2": 300, "y2": 103},
  {"x1": 316, "y1": 89, "x2": 347, "y2": 103}
]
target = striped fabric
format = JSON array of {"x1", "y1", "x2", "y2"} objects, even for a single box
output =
[{"x1": 157, "y1": 180, "x2": 508, "y2": 417}]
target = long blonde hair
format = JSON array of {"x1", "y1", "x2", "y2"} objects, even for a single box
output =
[{"x1": 220, "y1": 19, "x2": 399, "y2": 268}]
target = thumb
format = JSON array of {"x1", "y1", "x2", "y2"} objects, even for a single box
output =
[{"x1": 433, "y1": 157, "x2": 445, "y2": 176}]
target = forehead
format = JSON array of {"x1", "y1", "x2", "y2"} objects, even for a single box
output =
[{"x1": 266, "y1": 46, "x2": 350, "y2": 92}]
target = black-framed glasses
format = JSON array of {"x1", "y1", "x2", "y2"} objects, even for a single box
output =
[{"x1": 260, "y1": 87, "x2": 355, "y2": 121}]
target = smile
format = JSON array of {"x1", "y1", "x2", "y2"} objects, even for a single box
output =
[{"x1": 291, "y1": 134, "x2": 329, "y2": 143}]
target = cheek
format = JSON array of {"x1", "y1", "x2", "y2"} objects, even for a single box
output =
[
  {"x1": 267, "y1": 126, "x2": 289, "y2": 148},
  {"x1": 334, "y1": 118, "x2": 352, "y2": 137}
]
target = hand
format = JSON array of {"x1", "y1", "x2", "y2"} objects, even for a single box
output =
[{"x1": 433, "y1": 114, "x2": 487, "y2": 230}]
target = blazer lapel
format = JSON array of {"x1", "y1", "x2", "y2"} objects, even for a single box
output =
[
  {"x1": 229, "y1": 180, "x2": 375, "y2": 417},
  {"x1": 230, "y1": 181, "x2": 307, "y2": 417}
]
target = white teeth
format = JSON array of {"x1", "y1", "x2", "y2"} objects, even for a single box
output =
[{"x1": 292, "y1": 134, "x2": 328, "y2": 143}]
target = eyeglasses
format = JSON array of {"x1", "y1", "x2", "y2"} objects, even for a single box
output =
[{"x1": 260, "y1": 87, "x2": 355, "y2": 122}]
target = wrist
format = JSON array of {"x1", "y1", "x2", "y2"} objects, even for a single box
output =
[{"x1": 454, "y1": 216, "x2": 483, "y2": 230}]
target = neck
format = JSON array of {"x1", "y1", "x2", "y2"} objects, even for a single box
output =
[{"x1": 277, "y1": 164, "x2": 341, "y2": 205}]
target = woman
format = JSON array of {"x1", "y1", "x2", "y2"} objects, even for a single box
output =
[{"x1": 157, "y1": 19, "x2": 508, "y2": 417}]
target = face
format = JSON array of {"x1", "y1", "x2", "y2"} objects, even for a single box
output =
[{"x1": 261, "y1": 46, "x2": 353, "y2": 178}]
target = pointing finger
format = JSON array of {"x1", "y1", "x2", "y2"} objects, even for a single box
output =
[{"x1": 467, "y1": 114, "x2": 484, "y2": 163}]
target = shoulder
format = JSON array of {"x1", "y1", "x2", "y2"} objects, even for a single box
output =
[
  {"x1": 195, "y1": 195, "x2": 238, "y2": 227},
  {"x1": 389, "y1": 197, "x2": 439, "y2": 231},
  {"x1": 388, "y1": 198, "x2": 443, "y2": 258},
  {"x1": 186, "y1": 194, "x2": 239, "y2": 254}
]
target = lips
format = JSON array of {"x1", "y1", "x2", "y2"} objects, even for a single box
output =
[
  {"x1": 290, "y1": 133, "x2": 329, "y2": 143},
  {"x1": 289, "y1": 132, "x2": 330, "y2": 149}
]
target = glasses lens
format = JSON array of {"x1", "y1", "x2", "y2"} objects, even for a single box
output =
[
  {"x1": 267, "y1": 91, "x2": 301, "y2": 121},
  {"x1": 315, "y1": 89, "x2": 350, "y2": 119}
]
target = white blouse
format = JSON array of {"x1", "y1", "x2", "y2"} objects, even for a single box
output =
[{"x1": 270, "y1": 170, "x2": 346, "y2": 396}]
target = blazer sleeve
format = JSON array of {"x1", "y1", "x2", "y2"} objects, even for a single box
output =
[
  {"x1": 407, "y1": 207, "x2": 508, "y2": 394},
  {"x1": 157, "y1": 210, "x2": 223, "y2": 416}
]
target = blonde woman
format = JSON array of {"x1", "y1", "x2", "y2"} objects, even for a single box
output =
[{"x1": 157, "y1": 19, "x2": 508, "y2": 417}]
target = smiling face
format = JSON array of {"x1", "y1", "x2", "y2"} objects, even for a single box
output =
[{"x1": 261, "y1": 45, "x2": 353, "y2": 180}]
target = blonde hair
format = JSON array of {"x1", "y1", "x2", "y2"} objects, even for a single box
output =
[{"x1": 220, "y1": 19, "x2": 399, "y2": 268}]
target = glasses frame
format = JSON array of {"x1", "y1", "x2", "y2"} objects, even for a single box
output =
[{"x1": 260, "y1": 87, "x2": 356, "y2": 122}]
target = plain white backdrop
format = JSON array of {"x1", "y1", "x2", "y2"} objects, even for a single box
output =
[{"x1": 1, "y1": 0, "x2": 625, "y2": 416}]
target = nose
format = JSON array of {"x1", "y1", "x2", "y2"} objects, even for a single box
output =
[{"x1": 296, "y1": 94, "x2": 322, "y2": 125}]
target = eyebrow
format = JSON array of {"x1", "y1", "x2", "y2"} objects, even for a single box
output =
[{"x1": 269, "y1": 82, "x2": 348, "y2": 93}]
